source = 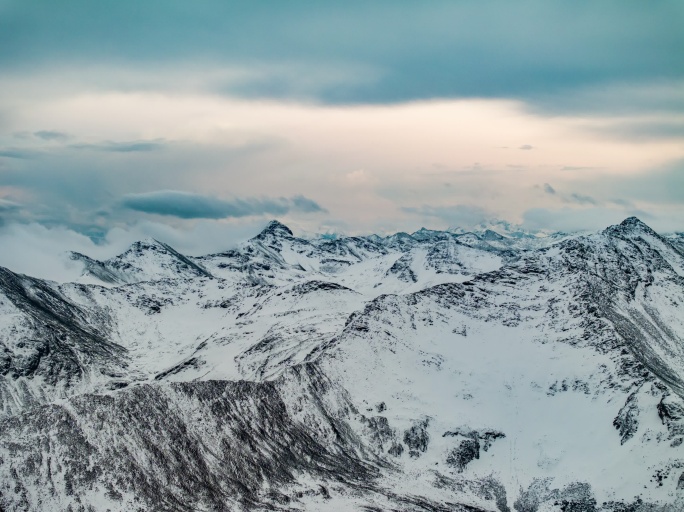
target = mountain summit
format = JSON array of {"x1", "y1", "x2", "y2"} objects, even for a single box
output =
[{"x1": 255, "y1": 219, "x2": 294, "y2": 238}]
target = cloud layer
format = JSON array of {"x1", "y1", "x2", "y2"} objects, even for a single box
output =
[
  {"x1": 120, "y1": 191, "x2": 325, "y2": 219},
  {"x1": 1, "y1": 2, "x2": 682, "y2": 110},
  {"x1": 0, "y1": 1, "x2": 682, "y2": 252},
  {"x1": 0, "y1": 219, "x2": 268, "y2": 282}
]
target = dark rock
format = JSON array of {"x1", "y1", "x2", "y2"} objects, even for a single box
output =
[
  {"x1": 613, "y1": 391, "x2": 639, "y2": 444},
  {"x1": 403, "y1": 417, "x2": 430, "y2": 456},
  {"x1": 446, "y1": 437, "x2": 480, "y2": 473}
]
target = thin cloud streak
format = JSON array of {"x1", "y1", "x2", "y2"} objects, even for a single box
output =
[{"x1": 119, "y1": 190, "x2": 326, "y2": 220}]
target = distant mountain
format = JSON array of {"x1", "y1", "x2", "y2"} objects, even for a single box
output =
[
  {"x1": 70, "y1": 238, "x2": 212, "y2": 285},
  {"x1": 1, "y1": 217, "x2": 684, "y2": 511},
  {"x1": 447, "y1": 218, "x2": 539, "y2": 238}
]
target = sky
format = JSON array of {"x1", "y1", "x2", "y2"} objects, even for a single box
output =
[{"x1": 1, "y1": 1, "x2": 683, "y2": 279}]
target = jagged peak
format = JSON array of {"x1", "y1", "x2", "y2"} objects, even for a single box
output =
[
  {"x1": 410, "y1": 227, "x2": 446, "y2": 240},
  {"x1": 605, "y1": 217, "x2": 657, "y2": 237},
  {"x1": 449, "y1": 219, "x2": 541, "y2": 239},
  {"x1": 387, "y1": 231, "x2": 414, "y2": 240},
  {"x1": 69, "y1": 251, "x2": 96, "y2": 262},
  {"x1": 620, "y1": 216, "x2": 651, "y2": 230},
  {"x1": 256, "y1": 220, "x2": 294, "y2": 238},
  {"x1": 481, "y1": 229, "x2": 506, "y2": 241},
  {"x1": 125, "y1": 237, "x2": 170, "y2": 253}
]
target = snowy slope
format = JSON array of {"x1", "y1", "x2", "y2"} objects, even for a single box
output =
[{"x1": 71, "y1": 238, "x2": 212, "y2": 285}]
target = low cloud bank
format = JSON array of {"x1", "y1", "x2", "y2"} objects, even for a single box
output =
[{"x1": 0, "y1": 219, "x2": 266, "y2": 282}]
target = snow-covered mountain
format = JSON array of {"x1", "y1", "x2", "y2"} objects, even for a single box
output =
[{"x1": 1, "y1": 218, "x2": 684, "y2": 511}]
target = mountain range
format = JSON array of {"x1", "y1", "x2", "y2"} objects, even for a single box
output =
[{"x1": 1, "y1": 217, "x2": 684, "y2": 511}]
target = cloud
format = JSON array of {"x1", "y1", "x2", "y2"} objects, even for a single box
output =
[
  {"x1": 572, "y1": 158, "x2": 684, "y2": 205},
  {"x1": 0, "y1": 199, "x2": 22, "y2": 226},
  {"x1": 519, "y1": 144, "x2": 534, "y2": 150},
  {"x1": 569, "y1": 193, "x2": 597, "y2": 205},
  {"x1": 0, "y1": 219, "x2": 268, "y2": 282},
  {"x1": 0, "y1": 199, "x2": 21, "y2": 212},
  {"x1": 0, "y1": 2, "x2": 682, "y2": 111},
  {"x1": 343, "y1": 169, "x2": 372, "y2": 185},
  {"x1": 522, "y1": 207, "x2": 636, "y2": 233},
  {"x1": 521, "y1": 205, "x2": 684, "y2": 233},
  {"x1": 588, "y1": 119, "x2": 684, "y2": 141},
  {"x1": 0, "y1": 78, "x2": 681, "y2": 239},
  {"x1": 70, "y1": 140, "x2": 166, "y2": 153},
  {"x1": 540, "y1": 184, "x2": 597, "y2": 205},
  {"x1": 290, "y1": 195, "x2": 326, "y2": 213},
  {"x1": 34, "y1": 130, "x2": 69, "y2": 141},
  {"x1": 0, "y1": 148, "x2": 39, "y2": 159},
  {"x1": 119, "y1": 190, "x2": 325, "y2": 219},
  {"x1": 528, "y1": 80, "x2": 684, "y2": 116}
]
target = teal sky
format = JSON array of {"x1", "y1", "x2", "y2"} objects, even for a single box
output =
[{"x1": 0, "y1": 1, "x2": 683, "y2": 277}]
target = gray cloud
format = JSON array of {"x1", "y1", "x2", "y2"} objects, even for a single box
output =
[
  {"x1": 0, "y1": 148, "x2": 39, "y2": 159},
  {"x1": 569, "y1": 193, "x2": 597, "y2": 205},
  {"x1": 0, "y1": 133, "x2": 292, "y2": 233},
  {"x1": 34, "y1": 130, "x2": 70, "y2": 141},
  {"x1": 588, "y1": 119, "x2": 684, "y2": 141},
  {"x1": 0, "y1": 199, "x2": 22, "y2": 227},
  {"x1": 572, "y1": 159, "x2": 684, "y2": 206},
  {"x1": 527, "y1": 80, "x2": 684, "y2": 116},
  {"x1": 290, "y1": 195, "x2": 327, "y2": 213},
  {"x1": 0, "y1": 218, "x2": 268, "y2": 281},
  {"x1": 70, "y1": 140, "x2": 166, "y2": 153},
  {"x1": 0, "y1": 199, "x2": 21, "y2": 212},
  {"x1": 519, "y1": 144, "x2": 534, "y2": 150},
  {"x1": 0, "y1": 2, "x2": 682, "y2": 111},
  {"x1": 541, "y1": 183, "x2": 598, "y2": 205},
  {"x1": 119, "y1": 190, "x2": 325, "y2": 219}
]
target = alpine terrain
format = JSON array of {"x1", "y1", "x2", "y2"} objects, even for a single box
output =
[{"x1": 1, "y1": 217, "x2": 684, "y2": 511}]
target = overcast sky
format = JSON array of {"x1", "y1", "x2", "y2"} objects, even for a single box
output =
[{"x1": 1, "y1": 1, "x2": 683, "y2": 278}]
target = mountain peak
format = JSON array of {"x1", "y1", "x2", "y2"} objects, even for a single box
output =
[
  {"x1": 448, "y1": 219, "x2": 539, "y2": 238},
  {"x1": 123, "y1": 238, "x2": 173, "y2": 255},
  {"x1": 620, "y1": 216, "x2": 649, "y2": 229},
  {"x1": 411, "y1": 227, "x2": 444, "y2": 241},
  {"x1": 257, "y1": 220, "x2": 294, "y2": 238},
  {"x1": 606, "y1": 217, "x2": 657, "y2": 237},
  {"x1": 481, "y1": 229, "x2": 506, "y2": 241}
]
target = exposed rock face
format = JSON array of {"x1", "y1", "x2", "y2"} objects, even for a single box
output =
[
  {"x1": 1, "y1": 218, "x2": 684, "y2": 510},
  {"x1": 0, "y1": 374, "x2": 381, "y2": 511},
  {"x1": 403, "y1": 417, "x2": 431, "y2": 457},
  {"x1": 443, "y1": 428, "x2": 506, "y2": 472},
  {"x1": 614, "y1": 391, "x2": 641, "y2": 444}
]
